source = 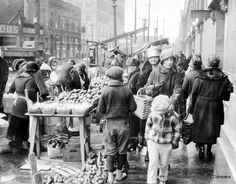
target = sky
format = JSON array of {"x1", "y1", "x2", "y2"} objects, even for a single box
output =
[{"x1": 125, "y1": 0, "x2": 185, "y2": 40}]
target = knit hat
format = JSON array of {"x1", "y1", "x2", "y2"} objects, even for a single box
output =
[
  {"x1": 207, "y1": 55, "x2": 220, "y2": 68},
  {"x1": 106, "y1": 66, "x2": 123, "y2": 79},
  {"x1": 160, "y1": 48, "x2": 174, "y2": 62},
  {"x1": 150, "y1": 95, "x2": 171, "y2": 113},
  {"x1": 189, "y1": 54, "x2": 202, "y2": 68},
  {"x1": 147, "y1": 47, "x2": 161, "y2": 58},
  {"x1": 25, "y1": 61, "x2": 39, "y2": 73},
  {"x1": 126, "y1": 57, "x2": 140, "y2": 66}
]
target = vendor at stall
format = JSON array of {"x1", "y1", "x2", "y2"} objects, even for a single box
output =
[
  {"x1": 6, "y1": 62, "x2": 40, "y2": 153},
  {"x1": 57, "y1": 64, "x2": 81, "y2": 92},
  {"x1": 76, "y1": 63, "x2": 90, "y2": 90}
]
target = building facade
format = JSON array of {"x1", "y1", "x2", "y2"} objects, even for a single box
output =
[
  {"x1": 181, "y1": 0, "x2": 236, "y2": 183},
  {"x1": 0, "y1": 0, "x2": 82, "y2": 61},
  {"x1": 76, "y1": 0, "x2": 125, "y2": 57},
  {"x1": 25, "y1": 0, "x2": 82, "y2": 60}
]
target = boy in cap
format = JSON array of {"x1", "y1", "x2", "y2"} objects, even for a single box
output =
[
  {"x1": 145, "y1": 95, "x2": 180, "y2": 184},
  {"x1": 98, "y1": 66, "x2": 137, "y2": 184}
]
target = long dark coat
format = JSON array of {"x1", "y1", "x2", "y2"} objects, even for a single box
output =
[
  {"x1": 127, "y1": 68, "x2": 140, "y2": 94},
  {"x1": 7, "y1": 72, "x2": 39, "y2": 142},
  {"x1": 188, "y1": 68, "x2": 233, "y2": 144},
  {"x1": 145, "y1": 64, "x2": 183, "y2": 106}
]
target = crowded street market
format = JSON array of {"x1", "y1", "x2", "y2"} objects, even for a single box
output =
[{"x1": 0, "y1": 0, "x2": 236, "y2": 184}]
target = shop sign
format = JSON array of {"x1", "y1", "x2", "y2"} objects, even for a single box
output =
[
  {"x1": 23, "y1": 27, "x2": 36, "y2": 34},
  {"x1": 23, "y1": 27, "x2": 44, "y2": 35},
  {"x1": 0, "y1": 24, "x2": 19, "y2": 34}
]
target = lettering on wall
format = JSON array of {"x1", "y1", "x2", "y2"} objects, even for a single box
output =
[{"x1": 0, "y1": 24, "x2": 19, "y2": 34}]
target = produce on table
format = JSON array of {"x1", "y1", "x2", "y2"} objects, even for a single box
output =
[{"x1": 43, "y1": 152, "x2": 108, "y2": 184}]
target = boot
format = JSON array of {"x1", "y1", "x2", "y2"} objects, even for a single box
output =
[
  {"x1": 206, "y1": 144, "x2": 213, "y2": 160},
  {"x1": 115, "y1": 169, "x2": 127, "y2": 181},
  {"x1": 107, "y1": 172, "x2": 114, "y2": 184},
  {"x1": 198, "y1": 145, "x2": 204, "y2": 159}
]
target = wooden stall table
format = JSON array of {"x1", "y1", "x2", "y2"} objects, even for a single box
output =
[{"x1": 27, "y1": 113, "x2": 89, "y2": 166}]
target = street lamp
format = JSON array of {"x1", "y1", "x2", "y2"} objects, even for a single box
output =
[{"x1": 111, "y1": 0, "x2": 117, "y2": 47}]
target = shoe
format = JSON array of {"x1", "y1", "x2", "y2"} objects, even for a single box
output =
[
  {"x1": 198, "y1": 146, "x2": 204, "y2": 159},
  {"x1": 206, "y1": 151, "x2": 213, "y2": 160},
  {"x1": 0, "y1": 145, "x2": 13, "y2": 154},
  {"x1": 159, "y1": 181, "x2": 166, "y2": 184},
  {"x1": 115, "y1": 170, "x2": 127, "y2": 181}
]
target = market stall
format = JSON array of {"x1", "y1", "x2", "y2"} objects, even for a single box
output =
[{"x1": 27, "y1": 113, "x2": 89, "y2": 166}]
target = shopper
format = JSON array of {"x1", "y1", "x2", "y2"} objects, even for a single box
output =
[
  {"x1": 0, "y1": 57, "x2": 9, "y2": 113},
  {"x1": 145, "y1": 95, "x2": 180, "y2": 184},
  {"x1": 182, "y1": 54, "x2": 202, "y2": 108},
  {"x1": 76, "y1": 62, "x2": 90, "y2": 90},
  {"x1": 6, "y1": 62, "x2": 40, "y2": 153},
  {"x1": 98, "y1": 66, "x2": 137, "y2": 184},
  {"x1": 145, "y1": 47, "x2": 182, "y2": 110},
  {"x1": 125, "y1": 57, "x2": 140, "y2": 94},
  {"x1": 188, "y1": 55, "x2": 233, "y2": 160}
]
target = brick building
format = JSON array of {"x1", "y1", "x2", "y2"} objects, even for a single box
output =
[
  {"x1": 181, "y1": 0, "x2": 236, "y2": 183},
  {"x1": 0, "y1": 0, "x2": 82, "y2": 61},
  {"x1": 24, "y1": 0, "x2": 82, "y2": 60}
]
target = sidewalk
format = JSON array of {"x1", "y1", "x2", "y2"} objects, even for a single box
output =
[{"x1": 0, "y1": 141, "x2": 216, "y2": 184}]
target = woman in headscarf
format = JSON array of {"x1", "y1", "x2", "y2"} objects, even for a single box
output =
[
  {"x1": 188, "y1": 55, "x2": 233, "y2": 160},
  {"x1": 6, "y1": 62, "x2": 40, "y2": 152}
]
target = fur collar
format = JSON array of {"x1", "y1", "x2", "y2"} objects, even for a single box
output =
[{"x1": 197, "y1": 68, "x2": 227, "y2": 80}]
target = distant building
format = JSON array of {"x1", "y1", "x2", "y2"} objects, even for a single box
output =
[{"x1": 0, "y1": 0, "x2": 82, "y2": 61}]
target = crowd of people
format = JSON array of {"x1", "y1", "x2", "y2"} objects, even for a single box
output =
[
  {"x1": 96, "y1": 45, "x2": 233, "y2": 184},
  {"x1": 0, "y1": 44, "x2": 234, "y2": 184}
]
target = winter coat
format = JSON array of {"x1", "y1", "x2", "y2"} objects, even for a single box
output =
[
  {"x1": 0, "y1": 57, "x2": 9, "y2": 106},
  {"x1": 188, "y1": 68, "x2": 233, "y2": 144},
  {"x1": 9, "y1": 72, "x2": 39, "y2": 118},
  {"x1": 182, "y1": 68, "x2": 202, "y2": 99},
  {"x1": 145, "y1": 64, "x2": 183, "y2": 106},
  {"x1": 145, "y1": 111, "x2": 180, "y2": 147},
  {"x1": 127, "y1": 68, "x2": 140, "y2": 94},
  {"x1": 137, "y1": 60, "x2": 152, "y2": 90},
  {"x1": 98, "y1": 81, "x2": 137, "y2": 119}
]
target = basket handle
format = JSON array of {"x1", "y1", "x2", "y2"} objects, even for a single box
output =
[{"x1": 137, "y1": 87, "x2": 147, "y2": 96}]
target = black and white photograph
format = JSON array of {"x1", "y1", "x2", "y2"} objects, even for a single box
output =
[{"x1": 0, "y1": 0, "x2": 235, "y2": 183}]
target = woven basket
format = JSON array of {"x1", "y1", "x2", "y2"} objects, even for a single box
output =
[{"x1": 134, "y1": 88, "x2": 153, "y2": 120}]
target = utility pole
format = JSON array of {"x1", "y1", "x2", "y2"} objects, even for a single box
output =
[
  {"x1": 142, "y1": 18, "x2": 147, "y2": 42},
  {"x1": 147, "y1": 0, "x2": 150, "y2": 42},
  {"x1": 35, "y1": 0, "x2": 40, "y2": 43},
  {"x1": 112, "y1": 0, "x2": 117, "y2": 47},
  {"x1": 134, "y1": 0, "x2": 137, "y2": 44}
]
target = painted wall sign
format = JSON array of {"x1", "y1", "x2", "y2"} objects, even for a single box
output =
[{"x1": 0, "y1": 24, "x2": 19, "y2": 34}]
